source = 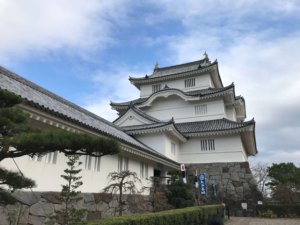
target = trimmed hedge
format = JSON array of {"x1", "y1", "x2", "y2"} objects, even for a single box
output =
[
  {"x1": 256, "y1": 204, "x2": 300, "y2": 218},
  {"x1": 88, "y1": 205, "x2": 224, "y2": 225}
]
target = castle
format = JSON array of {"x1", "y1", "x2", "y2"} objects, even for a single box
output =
[{"x1": 0, "y1": 54, "x2": 258, "y2": 210}]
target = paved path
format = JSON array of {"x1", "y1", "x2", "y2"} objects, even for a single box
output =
[{"x1": 225, "y1": 217, "x2": 300, "y2": 225}]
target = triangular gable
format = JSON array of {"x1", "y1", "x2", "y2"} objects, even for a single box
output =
[{"x1": 114, "y1": 107, "x2": 160, "y2": 127}]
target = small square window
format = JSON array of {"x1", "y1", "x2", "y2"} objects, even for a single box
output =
[
  {"x1": 185, "y1": 78, "x2": 195, "y2": 88},
  {"x1": 152, "y1": 84, "x2": 161, "y2": 93}
]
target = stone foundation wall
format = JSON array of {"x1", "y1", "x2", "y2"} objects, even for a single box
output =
[
  {"x1": 188, "y1": 162, "x2": 262, "y2": 216},
  {"x1": 0, "y1": 192, "x2": 152, "y2": 225}
]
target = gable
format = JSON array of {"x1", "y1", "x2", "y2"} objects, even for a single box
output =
[{"x1": 114, "y1": 108, "x2": 157, "y2": 127}]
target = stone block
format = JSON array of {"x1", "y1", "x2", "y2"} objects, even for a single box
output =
[
  {"x1": 41, "y1": 192, "x2": 61, "y2": 204},
  {"x1": 231, "y1": 181, "x2": 242, "y2": 187},
  {"x1": 96, "y1": 202, "x2": 109, "y2": 212},
  {"x1": 28, "y1": 215, "x2": 46, "y2": 225},
  {"x1": 231, "y1": 172, "x2": 239, "y2": 181},
  {"x1": 12, "y1": 191, "x2": 41, "y2": 206},
  {"x1": 30, "y1": 201, "x2": 54, "y2": 217},
  {"x1": 222, "y1": 167, "x2": 229, "y2": 173}
]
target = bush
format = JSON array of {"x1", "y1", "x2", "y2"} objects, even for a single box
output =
[
  {"x1": 256, "y1": 204, "x2": 300, "y2": 218},
  {"x1": 88, "y1": 205, "x2": 224, "y2": 225}
]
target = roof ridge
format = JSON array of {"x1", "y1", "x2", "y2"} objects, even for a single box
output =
[
  {"x1": 129, "y1": 61, "x2": 218, "y2": 81},
  {"x1": 155, "y1": 59, "x2": 204, "y2": 71},
  {"x1": 0, "y1": 66, "x2": 122, "y2": 130}
]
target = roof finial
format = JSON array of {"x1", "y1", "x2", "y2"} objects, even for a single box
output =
[
  {"x1": 154, "y1": 62, "x2": 159, "y2": 71},
  {"x1": 203, "y1": 51, "x2": 209, "y2": 60}
]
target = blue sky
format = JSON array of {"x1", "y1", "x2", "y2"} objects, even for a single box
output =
[{"x1": 1, "y1": 0, "x2": 300, "y2": 165}]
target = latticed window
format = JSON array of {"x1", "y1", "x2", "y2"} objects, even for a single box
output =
[
  {"x1": 171, "y1": 142, "x2": 176, "y2": 155},
  {"x1": 185, "y1": 78, "x2": 195, "y2": 88},
  {"x1": 200, "y1": 139, "x2": 215, "y2": 151},
  {"x1": 140, "y1": 162, "x2": 148, "y2": 179},
  {"x1": 118, "y1": 156, "x2": 129, "y2": 172},
  {"x1": 84, "y1": 153, "x2": 101, "y2": 171},
  {"x1": 195, "y1": 104, "x2": 207, "y2": 115},
  {"x1": 152, "y1": 84, "x2": 161, "y2": 93}
]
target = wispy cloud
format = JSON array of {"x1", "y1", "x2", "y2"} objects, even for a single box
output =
[
  {"x1": 83, "y1": 64, "x2": 152, "y2": 121},
  {"x1": 0, "y1": 0, "x2": 131, "y2": 63}
]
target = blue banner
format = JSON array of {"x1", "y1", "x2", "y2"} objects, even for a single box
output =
[{"x1": 198, "y1": 173, "x2": 207, "y2": 195}]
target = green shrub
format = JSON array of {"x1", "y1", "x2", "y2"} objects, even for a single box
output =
[
  {"x1": 256, "y1": 204, "x2": 300, "y2": 218},
  {"x1": 88, "y1": 205, "x2": 223, "y2": 225}
]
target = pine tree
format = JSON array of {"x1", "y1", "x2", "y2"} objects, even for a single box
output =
[
  {"x1": 55, "y1": 155, "x2": 86, "y2": 225},
  {"x1": 0, "y1": 88, "x2": 120, "y2": 205}
]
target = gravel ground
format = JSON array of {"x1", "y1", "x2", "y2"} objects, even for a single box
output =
[{"x1": 225, "y1": 217, "x2": 300, "y2": 225}]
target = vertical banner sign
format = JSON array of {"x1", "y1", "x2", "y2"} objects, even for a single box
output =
[
  {"x1": 180, "y1": 164, "x2": 187, "y2": 184},
  {"x1": 198, "y1": 173, "x2": 207, "y2": 195}
]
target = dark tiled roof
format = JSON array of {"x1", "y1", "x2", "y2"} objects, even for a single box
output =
[
  {"x1": 130, "y1": 59, "x2": 213, "y2": 81},
  {"x1": 175, "y1": 118, "x2": 255, "y2": 134},
  {"x1": 121, "y1": 120, "x2": 173, "y2": 132},
  {"x1": 0, "y1": 66, "x2": 177, "y2": 163},
  {"x1": 111, "y1": 84, "x2": 234, "y2": 107}
]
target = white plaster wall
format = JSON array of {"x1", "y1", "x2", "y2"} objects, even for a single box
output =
[
  {"x1": 136, "y1": 134, "x2": 167, "y2": 156},
  {"x1": 165, "y1": 135, "x2": 179, "y2": 162},
  {"x1": 225, "y1": 106, "x2": 237, "y2": 121},
  {"x1": 140, "y1": 74, "x2": 212, "y2": 98},
  {"x1": 1, "y1": 152, "x2": 154, "y2": 193},
  {"x1": 142, "y1": 96, "x2": 226, "y2": 123},
  {"x1": 178, "y1": 135, "x2": 247, "y2": 163}
]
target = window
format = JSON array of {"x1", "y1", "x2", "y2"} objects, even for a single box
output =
[
  {"x1": 46, "y1": 152, "x2": 58, "y2": 164},
  {"x1": 171, "y1": 142, "x2": 176, "y2": 155},
  {"x1": 140, "y1": 162, "x2": 148, "y2": 179},
  {"x1": 29, "y1": 155, "x2": 43, "y2": 162},
  {"x1": 200, "y1": 139, "x2": 215, "y2": 151},
  {"x1": 118, "y1": 156, "x2": 129, "y2": 172},
  {"x1": 185, "y1": 78, "x2": 195, "y2": 88},
  {"x1": 85, "y1": 155, "x2": 92, "y2": 170},
  {"x1": 84, "y1": 154, "x2": 101, "y2": 171},
  {"x1": 152, "y1": 84, "x2": 161, "y2": 93},
  {"x1": 94, "y1": 156, "x2": 101, "y2": 172},
  {"x1": 195, "y1": 104, "x2": 207, "y2": 115}
]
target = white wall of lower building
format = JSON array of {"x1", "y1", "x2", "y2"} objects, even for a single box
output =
[
  {"x1": 139, "y1": 74, "x2": 212, "y2": 98},
  {"x1": 178, "y1": 135, "x2": 247, "y2": 163},
  {"x1": 1, "y1": 151, "x2": 154, "y2": 193},
  {"x1": 143, "y1": 96, "x2": 226, "y2": 123}
]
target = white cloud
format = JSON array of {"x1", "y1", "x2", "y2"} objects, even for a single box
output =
[
  {"x1": 83, "y1": 64, "x2": 152, "y2": 121},
  {"x1": 0, "y1": 0, "x2": 131, "y2": 63}
]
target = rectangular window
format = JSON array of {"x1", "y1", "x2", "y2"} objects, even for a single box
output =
[
  {"x1": 171, "y1": 142, "x2": 176, "y2": 155},
  {"x1": 46, "y1": 151, "x2": 58, "y2": 164},
  {"x1": 185, "y1": 78, "x2": 195, "y2": 88},
  {"x1": 145, "y1": 163, "x2": 148, "y2": 179},
  {"x1": 29, "y1": 155, "x2": 43, "y2": 162},
  {"x1": 140, "y1": 162, "x2": 149, "y2": 179},
  {"x1": 118, "y1": 156, "x2": 129, "y2": 172},
  {"x1": 94, "y1": 157, "x2": 101, "y2": 172},
  {"x1": 200, "y1": 139, "x2": 215, "y2": 151},
  {"x1": 85, "y1": 155, "x2": 92, "y2": 170},
  {"x1": 152, "y1": 84, "x2": 161, "y2": 93},
  {"x1": 195, "y1": 104, "x2": 207, "y2": 115}
]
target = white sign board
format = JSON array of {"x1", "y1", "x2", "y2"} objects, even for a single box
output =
[
  {"x1": 180, "y1": 164, "x2": 186, "y2": 171},
  {"x1": 241, "y1": 203, "x2": 247, "y2": 210}
]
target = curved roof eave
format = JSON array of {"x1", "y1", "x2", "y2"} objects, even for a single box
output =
[
  {"x1": 129, "y1": 61, "x2": 220, "y2": 88},
  {"x1": 111, "y1": 84, "x2": 235, "y2": 110}
]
